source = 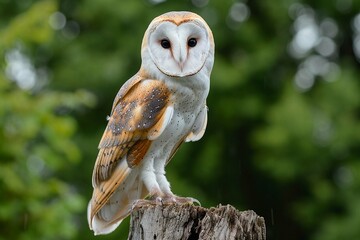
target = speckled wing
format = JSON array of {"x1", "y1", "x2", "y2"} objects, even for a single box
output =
[{"x1": 88, "y1": 73, "x2": 173, "y2": 225}]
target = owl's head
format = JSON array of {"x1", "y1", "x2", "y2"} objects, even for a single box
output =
[{"x1": 141, "y1": 11, "x2": 214, "y2": 78}]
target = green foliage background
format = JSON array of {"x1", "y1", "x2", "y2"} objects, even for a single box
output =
[{"x1": 1, "y1": 0, "x2": 360, "y2": 239}]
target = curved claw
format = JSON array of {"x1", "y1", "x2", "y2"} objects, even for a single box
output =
[{"x1": 187, "y1": 197, "x2": 201, "y2": 206}]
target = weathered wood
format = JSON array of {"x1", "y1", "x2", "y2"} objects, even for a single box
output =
[{"x1": 128, "y1": 203, "x2": 266, "y2": 240}]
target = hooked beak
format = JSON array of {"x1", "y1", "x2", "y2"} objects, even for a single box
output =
[
  {"x1": 173, "y1": 40, "x2": 187, "y2": 73},
  {"x1": 178, "y1": 61, "x2": 184, "y2": 72}
]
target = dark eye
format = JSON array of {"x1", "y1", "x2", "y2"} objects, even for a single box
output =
[
  {"x1": 188, "y1": 38, "x2": 197, "y2": 47},
  {"x1": 161, "y1": 39, "x2": 171, "y2": 49}
]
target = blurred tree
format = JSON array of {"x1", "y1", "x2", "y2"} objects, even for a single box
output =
[
  {"x1": 1, "y1": 0, "x2": 360, "y2": 240},
  {"x1": 0, "y1": 1, "x2": 94, "y2": 239}
]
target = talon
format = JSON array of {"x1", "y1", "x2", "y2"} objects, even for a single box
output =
[
  {"x1": 155, "y1": 196, "x2": 163, "y2": 205},
  {"x1": 189, "y1": 197, "x2": 201, "y2": 206}
]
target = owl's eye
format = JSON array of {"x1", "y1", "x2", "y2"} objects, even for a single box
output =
[
  {"x1": 160, "y1": 39, "x2": 171, "y2": 49},
  {"x1": 188, "y1": 38, "x2": 197, "y2": 47}
]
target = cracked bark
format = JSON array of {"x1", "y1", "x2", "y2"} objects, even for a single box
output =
[{"x1": 127, "y1": 204, "x2": 266, "y2": 240}]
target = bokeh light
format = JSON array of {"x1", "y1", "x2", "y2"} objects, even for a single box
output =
[
  {"x1": 49, "y1": 11, "x2": 66, "y2": 30},
  {"x1": 5, "y1": 48, "x2": 48, "y2": 91},
  {"x1": 288, "y1": 3, "x2": 341, "y2": 92}
]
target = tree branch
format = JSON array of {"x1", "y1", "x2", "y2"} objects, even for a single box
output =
[{"x1": 128, "y1": 203, "x2": 266, "y2": 240}]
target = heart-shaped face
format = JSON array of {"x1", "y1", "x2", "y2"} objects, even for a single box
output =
[{"x1": 143, "y1": 12, "x2": 213, "y2": 77}]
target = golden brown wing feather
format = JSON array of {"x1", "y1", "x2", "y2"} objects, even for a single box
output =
[
  {"x1": 89, "y1": 74, "x2": 172, "y2": 220},
  {"x1": 93, "y1": 76, "x2": 171, "y2": 185}
]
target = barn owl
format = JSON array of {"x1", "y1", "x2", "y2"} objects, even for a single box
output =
[{"x1": 87, "y1": 11, "x2": 214, "y2": 235}]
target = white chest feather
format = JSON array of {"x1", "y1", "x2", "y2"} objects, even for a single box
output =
[{"x1": 141, "y1": 75, "x2": 208, "y2": 174}]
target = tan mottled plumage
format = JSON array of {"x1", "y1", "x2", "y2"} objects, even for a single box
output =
[{"x1": 88, "y1": 11, "x2": 214, "y2": 235}]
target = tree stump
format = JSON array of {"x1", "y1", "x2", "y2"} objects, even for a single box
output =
[{"x1": 128, "y1": 203, "x2": 266, "y2": 240}]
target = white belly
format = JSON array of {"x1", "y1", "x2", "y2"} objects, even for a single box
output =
[{"x1": 139, "y1": 83, "x2": 204, "y2": 194}]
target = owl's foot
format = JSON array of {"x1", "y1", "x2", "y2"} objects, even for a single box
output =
[
  {"x1": 131, "y1": 195, "x2": 200, "y2": 210},
  {"x1": 131, "y1": 196, "x2": 163, "y2": 210},
  {"x1": 162, "y1": 195, "x2": 201, "y2": 206}
]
